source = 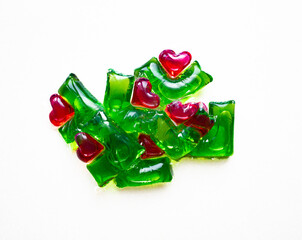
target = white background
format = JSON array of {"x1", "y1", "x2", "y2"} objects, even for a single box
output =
[{"x1": 0, "y1": 0, "x2": 301, "y2": 239}]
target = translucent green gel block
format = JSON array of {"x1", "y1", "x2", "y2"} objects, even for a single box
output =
[
  {"x1": 103, "y1": 69, "x2": 135, "y2": 119},
  {"x1": 58, "y1": 74, "x2": 101, "y2": 109},
  {"x1": 87, "y1": 154, "x2": 119, "y2": 187},
  {"x1": 59, "y1": 74, "x2": 103, "y2": 144},
  {"x1": 190, "y1": 100, "x2": 235, "y2": 158},
  {"x1": 115, "y1": 157, "x2": 173, "y2": 188},
  {"x1": 103, "y1": 70, "x2": 200, "y2": 160},
  {"x1": 134, "y1": 57, "x2": 213, "y2": 105}
]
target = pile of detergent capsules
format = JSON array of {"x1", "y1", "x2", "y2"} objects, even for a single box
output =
[{"x1": 49, "y1": 49, "x2": 235, "y2": 188}]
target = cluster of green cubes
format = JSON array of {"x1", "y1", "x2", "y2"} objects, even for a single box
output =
[{"x1": 55, "y1": 56, "x2": 235, "y2": 188}]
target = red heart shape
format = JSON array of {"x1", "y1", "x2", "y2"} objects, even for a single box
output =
[
  {"x1": 75, "y1": 132, "x2": 104, "y2": 163},
  {"x1": 184, "y1": 103, "x2": 214, "y2": 137},
  {"x1": 49, "y1": 94, "x2": 74, "y2": 127},
  {"x1": 165, "y1": 101, "x2": 199, "y2": 125},
  {"x1": 131, "y1": 78, "x2": 160, "y2": 109},
  {"x1": 159, "y1": 49, "x2": 192, "y2": 78},
  {"x1": 138, "y1": 134, "x2": 165, "y2": 159}
]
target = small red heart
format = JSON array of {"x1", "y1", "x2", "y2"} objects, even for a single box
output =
[
  {"x1": 75, "y1": 132, "x2": 104, "y2": 163},
  {"x1": 49, "y1": 94, "x2": 74, "y2": 127},
  {"x1": 159, "y1": 49, "x2": 192, "y2": 78},
  {"x1": 131, "y1": 78, "x2": 160, "y2": 109},
  {"x1": 138, "y1": 134, "x2": 165, "y2": 159},
  {"x1": 184, "y1": 103, "x2": 214, "y2": 137},
  {"x1": 165, "y1": 101, "x2": 199, "y2": 125}
]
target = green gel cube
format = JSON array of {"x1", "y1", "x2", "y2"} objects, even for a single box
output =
[
  {"x1": 115, "y1": 157, "x2": 173, "y2": 188},
  {"x1": 190, "y1": 100, "x2": 235, "y2": 158},
  {"x1": 134, "y1": 57, "x2": 213, "y2": 105}
]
